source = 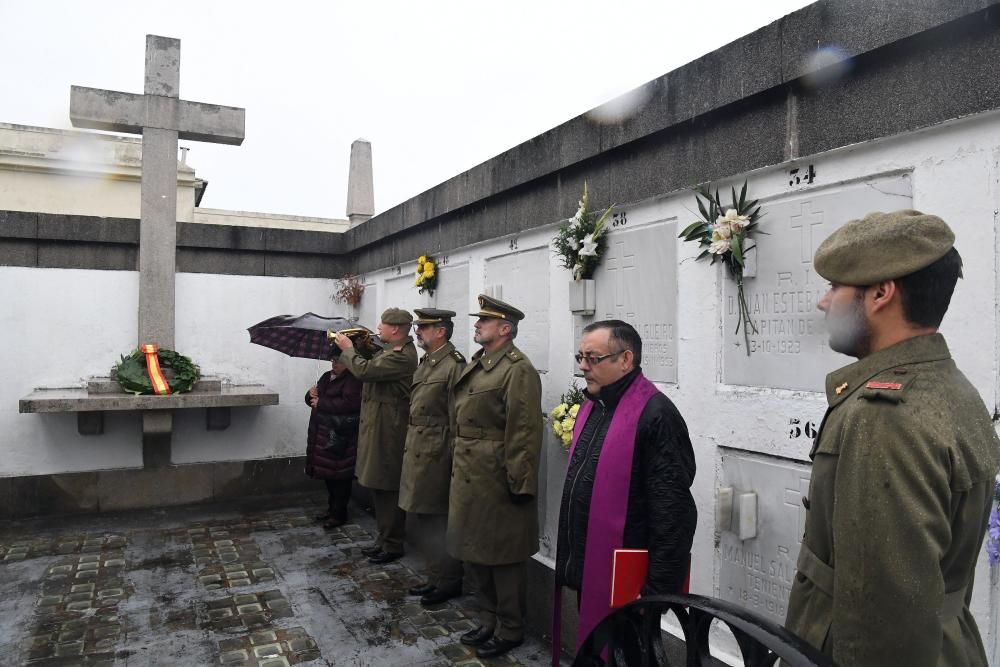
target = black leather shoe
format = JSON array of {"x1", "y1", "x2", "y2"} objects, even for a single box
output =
[
  {"x1": 368, "y1": 551, "x2": 403, "y2": 565},
  {"x1": 460, "y1": 625, "x2": 494, "y2": 646},
  {"x1": 475, "y1": 636, "x2": 523, "y2": 658},
  {"x1": 360, "y1": 545, "x2": 382, "y2": 558},
  {"x1": 408, "y1": 582, "x2": 436, "y2": 596},
  {"x1": 314, "y1": 511, "x2": 332, "y2": 521},
  {"x1": 420, "y1": 587, "x2": 461, "y2": 606}
]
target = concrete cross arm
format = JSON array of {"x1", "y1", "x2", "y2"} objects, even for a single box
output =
[{"x1": 69, "y1": 85, "x2": 245, "y2": 146}]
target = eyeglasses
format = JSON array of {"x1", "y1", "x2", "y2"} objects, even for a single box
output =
[{"x1": 574, "y1": 350, "x2": 624, "y2": 365}]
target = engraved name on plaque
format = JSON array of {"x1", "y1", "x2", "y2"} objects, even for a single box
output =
[
  {"x1": 718, "y1": 450, "x2": 812, "y2": 625},
  {"x1": 723, "y1": 174, "x2": 912, "y2": 390}
]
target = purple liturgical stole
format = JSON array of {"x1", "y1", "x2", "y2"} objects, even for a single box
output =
[{"x1": 551, "y1": 373, "x2": 660, "y2": 666}]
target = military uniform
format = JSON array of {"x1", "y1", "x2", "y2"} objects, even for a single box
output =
[
  {"x1": 339, "y1": 308, "x2": 418, "y2": 557},
  {"x1": 400, "y1": 309, "x2": 466, "y2": 599},
  {"x1": 448, "y1": 296, "x2": 543, "y2": 649},
  {"x1": 784, "y1": 211, "x2": 1000, "y2": 667}
]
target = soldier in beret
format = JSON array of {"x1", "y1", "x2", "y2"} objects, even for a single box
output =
[
  {"x1": 784, "y1": 210, "x2": 1000, "y2": 667},
  {"x1": 401, "y1": 308, "x2": 467, "y2": 606},
  {"x1": 333, "y1": 307, "x2": 418, "y2": 565},
  {"x1": 448, "y1": 295, "x2": 543, "y2": 659}
]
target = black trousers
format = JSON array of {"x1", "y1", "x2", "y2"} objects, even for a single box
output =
[{"x1": 324, "y1": 478, "x2": 352, "y2": 520}]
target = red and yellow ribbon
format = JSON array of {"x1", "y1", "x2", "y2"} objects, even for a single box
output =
[{"x1": 140, "y1": 344, "x2": 171, "y2": 395}]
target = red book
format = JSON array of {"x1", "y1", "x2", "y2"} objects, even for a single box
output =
[{"x1": 610, "y1": 549, "x2": 649, "y2": 608}]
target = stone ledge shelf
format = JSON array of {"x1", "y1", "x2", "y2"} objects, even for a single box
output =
[{"x1": 19, "y1": 377, "x2": 279, "y2": 468}]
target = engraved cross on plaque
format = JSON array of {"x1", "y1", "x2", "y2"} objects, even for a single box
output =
[
  {"x1": 789, "y1": 201, "x2": 824, "y2": 264},
  {"x1": 604, "y1": 239, "x2": 636, "y2": 308},
  {"x1": 69, "y1": 35, "x2": 245, "y2": 349}
]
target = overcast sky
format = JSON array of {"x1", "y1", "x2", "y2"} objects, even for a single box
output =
[{"x1": 0, "y1": 1, "x2": 812, "y2": 219}]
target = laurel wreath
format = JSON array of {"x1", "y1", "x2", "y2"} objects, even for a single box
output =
[{"x1": 112, "y1": 348, "x2": 201, "y2": 395}]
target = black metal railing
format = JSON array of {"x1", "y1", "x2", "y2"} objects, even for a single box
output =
[{"x1": 573, "y1": 593, "x2": 835, "y2": 667}]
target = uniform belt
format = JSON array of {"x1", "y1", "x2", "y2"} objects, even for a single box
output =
[
  {"x1": 796, "y1": 543, "x2": 834, "y2": 596},
  {"x1": 941, "y1": 586, "x2": 966, "y2": 620},
  {"x1": 409, "y1": 415, "x2": 448, "y2": 427},
  {"x1": 457, "y1": 424, "x2": 506, "y2": 441}
]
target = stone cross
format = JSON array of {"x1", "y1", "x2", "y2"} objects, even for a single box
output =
[
  {"x1": 604, "y1": 239, "x2": 636, "y2": 308},
  {"x1": 69, "y1": 35, "x2": 245, "y2": 349},
  {"x1": 789, "y1": 201, "x2": 824, "y2": 265}
]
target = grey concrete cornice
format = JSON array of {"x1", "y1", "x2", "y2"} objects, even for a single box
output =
[
  {"x1": 341, "y1": 0, "x2": 1000, "y2": 258},
  {"x1": 0, "y1": 210, "x2": 350, "y2": 277}
]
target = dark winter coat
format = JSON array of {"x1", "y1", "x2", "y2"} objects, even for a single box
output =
[
  {"x1": 555, "y1": 368, "x2": 697, "y2": 595},
  {"x1": 304, "y1": 370, "x2": 363, "y2": 481}
]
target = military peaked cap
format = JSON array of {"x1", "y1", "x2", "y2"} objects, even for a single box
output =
[
  {"x1": 413, "y1": 308, "x2": 456, "y2": 325},
  {"x1": 380, "y1": 307, "x2": 414, "y2": 326},
  {"x1": 470, "y1": 294, "x2": 525, "y2": 322},
  {"x1": 814, "y1": 209, "x2": 955, "y2": 286}
]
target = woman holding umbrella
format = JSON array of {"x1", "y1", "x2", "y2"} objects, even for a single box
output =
[{"x1": 305, "y1": 349, "x2": 363, "y2": 528}]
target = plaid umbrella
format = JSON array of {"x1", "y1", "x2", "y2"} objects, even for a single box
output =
[{"x1": 247, "y1": 313, "x2": 381, "y2": 360}]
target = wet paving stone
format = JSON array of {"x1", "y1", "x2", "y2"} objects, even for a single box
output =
[
  {"x1": 0, "y1": 534, "x2": 127, "y2": 563},
  {"x1": 200, "y1": 589, "x2": 295, "y2": 632},
  {"x1": 198, "y1": 560, "x2": 277, "y2": 591},
  {"x1": 216, "y1": 626, "x2": 321, "y2": 665},
  {"x1": 1, "y1": 499, "x2": 557, "y2": 666}
]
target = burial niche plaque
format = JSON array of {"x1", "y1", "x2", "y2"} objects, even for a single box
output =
[
  {"x1": 435, "y1": 263, "x2": 470, "y2": 358},
  {"x1": 485, "y1": 246, "x2": 551, "y2": 372},
  {"x1": 581, "y1": 219, "x2": 678, "y2": 384},
  {"x1": 723, "y1": 174, "x2": 912, "y2": 391},
  {"x1": 718, "y1": 449, "x2": 812, "y2": 626}
]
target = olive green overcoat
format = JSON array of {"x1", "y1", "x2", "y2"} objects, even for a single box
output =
[
  {"x1": 785, "y1": 334, "x2": 1000, "y2": 667},
  {"x1": 447, "y1": 342, "x2": 543, "y2": 565},
  {"x1": 398, "y1": 341, "x2": 465, "y2": 514},
  {"x1": 339, "y1": 337, "x2": 418, "y2": 491}
]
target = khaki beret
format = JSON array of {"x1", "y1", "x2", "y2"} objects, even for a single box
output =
[
  {"x1": 413, "y1": 308, "x2": 456, "y2": 325},
  {"x1": 380, "y1": 307, "x2": 413, "y2": 326},
  {"x1": 813, "y1": 209, "x2": 954, "y2": 286},
  {"x1": 470, "y1": 294, "x2": 525, "y2": 322}
]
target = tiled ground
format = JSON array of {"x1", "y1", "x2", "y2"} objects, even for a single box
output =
[{"x1": 0, "y1": 495, "x2": 562, "y2": 667}]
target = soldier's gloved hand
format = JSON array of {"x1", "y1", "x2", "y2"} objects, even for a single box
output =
[{"x1": 508, "y1": 492, "x2": 533, "y2": 505}]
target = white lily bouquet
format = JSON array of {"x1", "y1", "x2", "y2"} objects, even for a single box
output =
[
  {"x1": 552, "y1": 182, "x2": 616, "y2": 281},
  {"x1": 549, "y1": 382, "x2": 586, "y2": 450},
  {"x1": 679, "y1": 181, "x2": 764, "y2": 356}
]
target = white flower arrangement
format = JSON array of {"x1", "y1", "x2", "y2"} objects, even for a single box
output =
[
  {"x1": 679, "y1": 181, "x2": 764, "y2": 356},
  {"x1": 552, "y1": 182, "x2": 616, "y2": 281}
]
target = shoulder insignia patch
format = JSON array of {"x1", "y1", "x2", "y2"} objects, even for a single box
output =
[
  {"x1": 859, "y1": 373, "x2": 916, "y2": 404},
  {"x1": 865, "y1": 381, "x2": 903, "y2": 390},
  {"x1": 451, "y1": 350, "x2": 466, "y2": 363}
]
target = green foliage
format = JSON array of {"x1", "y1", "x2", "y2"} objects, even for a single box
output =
[
  {"x1": 559, "y1": 382, "x2": 586, "y2": 407},
  {"x1": 112, "y1": 348, "x2": 201, "y2": 395},
  {"x1": 552, "y1": 182, "x2": 616, "y2": 280},
  {"x1": 678, "y1": 179, "x2": 762, "y2": 279},
  {"x1": 679, "y1": 179, "x2": 764, "y2": 355}
]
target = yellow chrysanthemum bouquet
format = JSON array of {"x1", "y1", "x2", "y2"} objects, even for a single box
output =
[
  {"x1": 549, "y1": 382, "x2": 587, "y2": 451},
  {"x1": 414, "y1": 254, "x2": 438, "y2": 296}
]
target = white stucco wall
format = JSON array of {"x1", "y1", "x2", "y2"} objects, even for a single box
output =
[{"x1": 3, "y1": 267, "x2": 345, "y2": 475}]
